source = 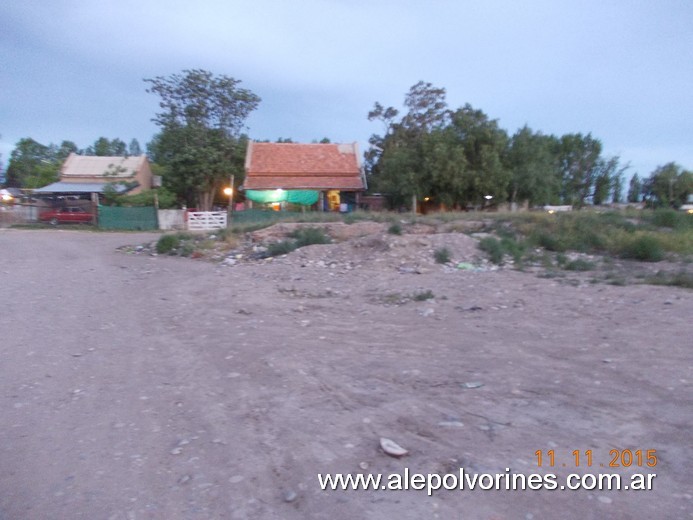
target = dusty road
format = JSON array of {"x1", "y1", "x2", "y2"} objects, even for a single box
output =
[{"x1": 1, "y1": 229, "x2": 691, "y2": 519}]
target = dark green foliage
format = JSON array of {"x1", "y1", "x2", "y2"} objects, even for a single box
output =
[
  {"x1": 412, "y1": 289, "x2": 435, "y2": 301},
  {"x1": 266, "y1": 228, "x2": 330, "y2": 257},
  {"x1": 156, "y1": 234, "x2": 180, "y2": 254},
  {"x1": 288, "y1": 227, "x2": 331, "y2": 247},
  {"x1": 85, "y1": 137, "x2": 128, "y2": 156},
  {"x1": 479, "y1": 237, "x2": 504, "y2": 264},
  {"x1": 388, "y1": 223, "x2": 402, "y2": 235},
  {"x1": 499, "y1": 236, "x2": 526, "y2": 263},
  {"x1": 434, "y1": 247, "x2": 451, "y2": 264},
  {"x1": 145, "y1": 69, "x2": 260, "y2": 210},
  {"x1": 618, "y1": 235, "x2": 664, "y2": 262},
  {"x1": 628, "y1": 174, "x2": 642, "y2": 202},
  {"x1": 179, "y1": 243, "x2": 196, "y2": 257},
  {"x1": 533, "y1": 231, "x2": 567, "y2": 252},
  {"x1": 650, "y1": 208, "x2": 690, "y2": 229},
  {"x1": 645, "y1": 271, "x2": 693, "y2": 289},
  {"x1": 477, "y1": 235, "x2": 526, "y2": 265},
  {"x1": 641, "y1": 162, "x2": 692, "y2": 208},
  {"x1": 267, "y1": 240, "x2": 297, "y2": 256},
  {"x1": 564, "y1": 259, "x2": 596, "y2": 271}
]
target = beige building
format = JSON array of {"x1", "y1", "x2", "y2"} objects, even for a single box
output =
[{"x1": 58, "y1": 153, "x2": 153, "y2": 194}]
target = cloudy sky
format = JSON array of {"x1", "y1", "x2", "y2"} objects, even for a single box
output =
[{"x1": 2, "y1": 0, "x2": 692, "y2": 179}]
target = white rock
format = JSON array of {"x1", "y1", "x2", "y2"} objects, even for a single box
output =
[{"x1": 380, "y1": 437, "x2": 409, "y2": 457}]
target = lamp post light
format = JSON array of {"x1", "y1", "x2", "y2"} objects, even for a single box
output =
[
  {"x1": 224, "y1": 174, "x2": 235, "y2": 227},
  {"x1": 224, "y1": 186, "x2": 233, "y2": 226}
]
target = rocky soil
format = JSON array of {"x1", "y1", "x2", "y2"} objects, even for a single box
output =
[{"x1": 1, "y1": 227, "x2": 691, "y2": 519}]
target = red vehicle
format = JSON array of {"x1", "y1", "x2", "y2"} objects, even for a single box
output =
[{"x1": 39, "y1": 206, "x2": 94, "y2": 225}]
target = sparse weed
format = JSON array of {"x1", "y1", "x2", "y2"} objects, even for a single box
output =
[
  {"x1": 412, "y1": 289, "x2": 435, "y2": 301},
  {"x1": 479, "y1": 237, "x2": 504, "y2": 264},
  {"x1": 267, "y1": 240, "x2": 297, "y2": 257},
  {"x1": 644, "y1": 270, "x2": 693, "y2": 289},
  {"x1": 564, "y1": 258, "x2": 596, "y2": 271},
  {"x1": 388, "y1": 223, "x2": 402, "y2": 235},
  {"x1": 289, "y1": 227, "x2": 331, "y2": 247},
  {"x1": 434, "y1": 247, "x2": 451, "y2": 264},
  {"x1": 617, "y1": 234, "x2": 664, "y2": 262}
]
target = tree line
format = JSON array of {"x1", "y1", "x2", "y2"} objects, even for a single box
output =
[
  {"x1": 4, "y1": 137, "x2": 143, "y2": 189},
  {"x1": 2, "y1": 73, "x2": 690, "y2": 210},
  {"x1": 366, "y1": 81, "x2": 691, "y2": 210}
]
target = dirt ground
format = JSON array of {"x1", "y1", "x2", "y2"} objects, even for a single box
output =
[{"x1": 0, "y1": 228, "x2": 691, "y2": 520}]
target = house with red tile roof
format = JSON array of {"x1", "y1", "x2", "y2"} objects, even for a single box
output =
[{"x1": 243, "y1": 142, "x2": 366, "y2": 211}]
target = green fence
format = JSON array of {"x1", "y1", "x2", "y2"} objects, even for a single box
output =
[{"x1": 98, "y1": 206, "x2": 158, "y2": 230}]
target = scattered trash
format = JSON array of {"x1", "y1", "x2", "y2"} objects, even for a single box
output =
[
  {"x1": 359, "y1": 461, "x2": 369, "y2": 470},
  {"x1": 380, "y1": 437, "x2": 409, "y2": 457},
  {"x1": 461, "y1": 381, "x2": 484, "y2": 389},
  {"x1": 283, "y1": 490, "x2": 298, "y2": 503},
  {"x1": 456, "y1": 262, "x2": 475, "y2": 270}
]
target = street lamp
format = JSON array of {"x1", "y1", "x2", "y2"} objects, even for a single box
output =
[{"x1": 224, "y1": 186, "x2": 233, "y2": 226}]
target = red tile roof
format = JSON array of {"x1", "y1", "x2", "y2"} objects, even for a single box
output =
[{"x1": 244, "y1": 142, "x2": 365, "y2": 191}]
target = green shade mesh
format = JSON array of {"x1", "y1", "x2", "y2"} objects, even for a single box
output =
[{"x1": 245, "y1": 190, "x2": 319, "y2": 206}]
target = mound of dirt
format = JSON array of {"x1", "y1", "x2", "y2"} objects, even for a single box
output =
[{"x1": 244, "y1": 221, "x2": 489, "y2": 274}]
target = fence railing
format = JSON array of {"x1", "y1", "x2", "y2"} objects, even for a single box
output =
[{"x1": 187, "y1": 211, "x2": 227, "y2": 230}]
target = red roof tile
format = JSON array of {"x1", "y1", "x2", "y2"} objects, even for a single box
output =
[{"x1": 244, "y1": 142, "x2": 365, "y2": 191}]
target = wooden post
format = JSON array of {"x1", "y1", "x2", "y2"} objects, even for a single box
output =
[{"x1": 91, "y1": 192, "x2": 99, "y2": 226}]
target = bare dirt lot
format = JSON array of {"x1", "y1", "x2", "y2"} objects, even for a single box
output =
[{"x1": 1, "y1": 228, "x2": 691, "y2": 519}]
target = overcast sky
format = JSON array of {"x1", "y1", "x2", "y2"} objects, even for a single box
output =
[{"x1": 2, "y1": 0, "x2": 692, "y2": 179}]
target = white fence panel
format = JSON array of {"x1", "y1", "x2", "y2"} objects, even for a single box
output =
[
  {"x1": 187, "y1": 211, "x2": 227, "y2": 231},
  {"x1": 158, "y1": 209, "x2": 186, "y2": 230}
]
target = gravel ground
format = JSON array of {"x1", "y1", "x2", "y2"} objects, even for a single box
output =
[{"x1": 1, "y1": 228, "x2": 691, "y2": 520}]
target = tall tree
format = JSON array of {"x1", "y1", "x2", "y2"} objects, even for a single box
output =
[
  {"x1": 627, "y1": 173, "x2": 641, "y2": 202},
  {"x1": 145, "y1": 69, "x2": 260, "y2": 210},
  {"x1": 445, "y1": 104, "x2": 509, "y2": 208},
  {"x1": 86, "y1": 137, "x2": 129, "y2": 156},
  {"x1": 128, "y1": 138, "x2": 142, "y2": 156},
  {"x1": 366, "y1": 82, "x2": 449, "y2": 209},
  {"x1": 56, "y1": 140, "x2": 79, "y2": 160},
  {"x1": 505, "y1": 126, "x2": 560, "y2": 206},
  {"x1": 592, "y1": 157, "x2": 627, "y2": 205},
  {"x1": 557, "y1": 133, "x2": 602, "y2": 207},
  {"x1": 5, "y1": 138, "x2": 60, "y2": 188},
  {"x1": 642, "y1": 162, "x2": 692, "y2": 208}
]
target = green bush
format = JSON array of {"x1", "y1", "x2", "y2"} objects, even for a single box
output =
[
  {"x1": 645, "y1": 271, "x2": 693, "y2": 289},
  {"x1": 651, "y1": 208, "x2": 689, "y2": 229},
  {"x1": 289, "y1": 227, "x2": 331, "y2": 247},
  {"x1": 388, "y1": 223, "x2": 402, "y2": 235},
  {"x1": 479, "y1": 237, "x2": 504, "y2": 264},
  {"x1": 564, "y1": 258, "x2": 596, "y2": 271},
  {"x1": 618, "y1": 235, "x2": 664, "y2": 262},
  {"x1": 500, "y1": 236, "x2": 526, "y2": 263},
  {"x1": 267, "y1": 240, "x2": 297, "y2": 257},
  {"x1": 533, "y1": 231, "x2": 566, "y2": 252},
  {"x1": 434, "y1": 247, "x2": 451, "y2": 264},
  {"x1": 156, "y1": 234, "x2": 180, "y2": 254},
  {"x1": 179, "y1": 243, "x2": 196, "y2": 257},
  {"x1": 412, "y1": 289, "x2": 435, "y2": 301}
]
